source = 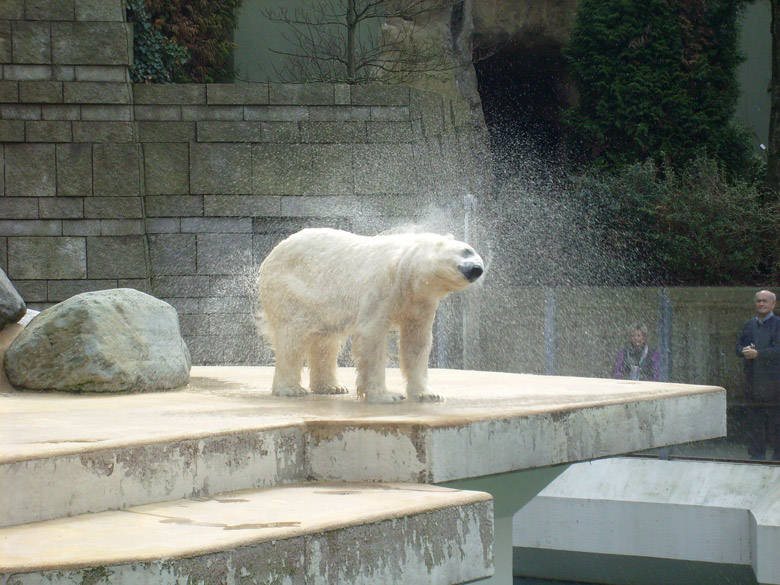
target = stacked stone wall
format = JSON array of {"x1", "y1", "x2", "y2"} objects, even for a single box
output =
[
  {"x1": 0, "y1": 0, "x2": 485, "y2": 365},
  {"x1": 0, "y1": 0, "x2": 148, "y2": 326}
]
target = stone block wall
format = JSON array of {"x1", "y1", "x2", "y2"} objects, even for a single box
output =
[
  {"x1": 0, "y1": 0, "x2": 149, "y2": 323},
  {"x1": 0, "y1": 0, "x2": 131, "y2": 83},
  {"x1": 0, "y1": 0, "x2": 486, "y2": 365}
]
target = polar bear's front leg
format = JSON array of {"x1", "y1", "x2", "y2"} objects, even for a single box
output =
[
  {"x1": 400, "y1": 312, "x2": 443, "y2": 402},
  {"x1": 353, "y1": 327, "x2": 404, "y2": 403}
]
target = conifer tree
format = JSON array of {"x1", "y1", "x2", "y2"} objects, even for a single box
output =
[
  {"x1": 564, "y1": 0, "x2": 753, "y2": 176},
  {"x1": 768, "y1": 0, "x2": 780, "y2": 195}
]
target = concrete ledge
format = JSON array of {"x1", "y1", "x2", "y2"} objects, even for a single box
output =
[
  {"x1": 132, "y1": 84, "x2": 206, "y2": 105},
  {"x1": 1, "y1": 426, "x2": 306, "y2": 527},
  {"x1": 754, "y1": 481, "x2": 780, "y2": 584},
  {"x1": 206, "y1": 83, "x2": 269, "y2": 105},
  {"x1": 513, "y1": 458, "x2": 780, "y2": 585},
  {"x1": 0, "y1": 366, "x2": 726, "y2": 526},
  {"x1": 0, "y1": 482, "x2": 494, "y2": 585}
]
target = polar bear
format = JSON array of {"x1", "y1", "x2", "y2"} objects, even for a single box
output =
[{"x1": 255, "y1": 228, "x2": 484, "y2": 403}]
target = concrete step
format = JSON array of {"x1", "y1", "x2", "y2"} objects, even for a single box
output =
[
  {"x1": 0, "y1": 482, "x2": 494, "y2": 585},
  {"x1": 0, "y1": 365, "x2": 727, "y2": 527}
]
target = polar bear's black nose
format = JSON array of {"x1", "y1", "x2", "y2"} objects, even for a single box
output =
[{"x1": 461, "y1": 263, "x2": 484, "y2": 282}]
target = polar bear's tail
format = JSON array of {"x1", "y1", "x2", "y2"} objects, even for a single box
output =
[
  {"x1": 252, "y1": 297, "x2": 273, "y2": 342},
  {"x1": 251, "y1": 273, "x2": 270, "y2": 340},
  {"x1": 253, "y1": 304, "x2": 267, "y2": 339}
]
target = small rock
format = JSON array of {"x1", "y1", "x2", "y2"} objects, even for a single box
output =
[
  {"x1": 4, "y1": 288, "x2": 191, "y2": 393},
  {"x1": 0, "y1": 269, "x2": 26, "y2": 330}
]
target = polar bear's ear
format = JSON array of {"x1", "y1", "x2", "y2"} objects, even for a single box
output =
[{"x1": 444, "y1": 233, "x2": 454, "y2": 239}]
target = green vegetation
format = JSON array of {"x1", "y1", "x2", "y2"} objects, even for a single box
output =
[
  {"x1": 126, "y1": 0, "x2": 189, "y2": 83},
  {"x1": 570, "y1": 158, "x2": 774, "y2": 285},
  {"x1": 124, "y1": 0, "x2": 775, "y2": 285},
  {"x1": 127, "y1": 0, "x2": 241, "y2": 83},
  {"x1": 561, "y1": 0, "x2": 775, "y2": 285},
  {"x1": 564, "y1": 0, "x2": 754, "y2": 178}
]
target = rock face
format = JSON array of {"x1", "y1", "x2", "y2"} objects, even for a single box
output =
[
  {"x1": 397, "y1": 0, "x2": 579, "y2": 127},
  {"x1": 0, "y1": 269, "x2": 26, "y2": 330},
  {"x1": 472, "y1": 0, "x2": 579, "y2": 47},
  {"x1": 4, "y1": 288, "x2": 191, "y2": 393}
]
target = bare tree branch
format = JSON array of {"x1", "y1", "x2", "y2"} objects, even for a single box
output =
[{"x1": 259, "y1": 0, "x2": 464, "y2": 84}]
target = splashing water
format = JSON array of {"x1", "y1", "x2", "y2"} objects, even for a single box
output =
[{"x1": 226, "y1": 113, "x2": 646, "y2": 376}]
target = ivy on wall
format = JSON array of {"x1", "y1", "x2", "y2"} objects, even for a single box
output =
[
  {"x1": 127, "y1": 0, "x2": 189, "y2": 83},
  {"x1": 144, "y1": 0, "x2": 243, "y2": 83},
  {"x1": 127, "y1": 0, "x2": 242, "y2": 83}
]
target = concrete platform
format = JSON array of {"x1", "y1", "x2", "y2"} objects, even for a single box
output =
[
  {"x1": 1, "y1": 366, "x2": 726, "y2": 526},
  {"x1": 0, "y1": 482, "x2": 494, "y2": 585}
]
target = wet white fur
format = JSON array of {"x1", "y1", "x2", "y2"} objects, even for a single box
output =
[{"x1": 255, "y1": 228, "x2": 483, "y2": 403}]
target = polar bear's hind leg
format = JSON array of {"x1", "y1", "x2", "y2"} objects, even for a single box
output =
[
  {"x1": 309, "y1": 334, "x2": 348, "y2": 395},
  {"x1": 269, "y1": 328, "x2": 309, "y2": 397}
]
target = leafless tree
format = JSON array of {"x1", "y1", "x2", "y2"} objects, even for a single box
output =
[{"x1": 260, "y1": 0, "x2": 463, "y2": 84}]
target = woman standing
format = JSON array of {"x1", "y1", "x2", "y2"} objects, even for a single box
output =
[{"x1": 614, "y1": 323, "x2": 660, "y2": 381}]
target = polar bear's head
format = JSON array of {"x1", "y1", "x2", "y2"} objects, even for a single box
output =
[{"x1": 408, "y1": 233, "x2": 484, "y2": 294}]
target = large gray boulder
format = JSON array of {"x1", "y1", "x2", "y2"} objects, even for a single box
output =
[
  {"x1": 0, "y1": 269, "x2": 26, "y2": 330},
  {"x1": 4, "y1": 288, "x2": 191, "y2": 392}
]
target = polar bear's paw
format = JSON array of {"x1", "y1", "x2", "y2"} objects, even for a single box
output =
[
  {"x1": 411, "y1": 391, "x2": 444, "y2": 403},
  {"x1": 365, "y1": 391, "x2": 406, "y2": 404},
  {"x1": 272, "y1": 385, "x2": 310, "y2": 398},
  {"x1": 312, "y1": 383, "x2": 349, "y2": 395}
]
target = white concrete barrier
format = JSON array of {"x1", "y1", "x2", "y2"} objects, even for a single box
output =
[{"x1": 514, "y1": 458, "x2": 780, "y2": 585}]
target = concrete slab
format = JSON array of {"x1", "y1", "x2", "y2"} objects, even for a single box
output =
[
  {"x1": 513, "y1": 458, "x2": 780, "y2": 585},
  {"x1": 754, "y1": 480, "x2": 780, "y2": 585},
  {"x1": 1, "y1": 366, "x2": 726, "y2": 526},
  {"x1": 0, "y1": 482, "x2": 494, "y2": 585}
]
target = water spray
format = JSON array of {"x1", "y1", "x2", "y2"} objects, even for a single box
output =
[
  {"x1": 463, "y1": 192, "x2": 476, "y2": 242},
  {"x1": 463, "y1": 193, "x2": 476, "y2": 369}
]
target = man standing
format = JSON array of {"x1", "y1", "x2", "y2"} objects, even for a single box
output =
[{"x1": 736, "y1": 290, "x2": 780, "y2": 460}]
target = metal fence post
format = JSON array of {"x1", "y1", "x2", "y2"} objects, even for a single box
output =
[
  {"x1": 658, "y1": 289, "x2": 673, "y2": 383},
  {"x1": 545, "y1": 290, "x2": 557, "y2": 375}
]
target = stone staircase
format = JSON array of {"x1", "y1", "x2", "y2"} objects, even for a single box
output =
[
  {"x1": 0, "y1": 369, "x2": 495, "y2": 584},
  {"x1": 1, "y1": 482, "x2": 492, "y2": 585}
]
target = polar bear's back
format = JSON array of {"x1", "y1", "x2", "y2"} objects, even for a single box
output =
[
  {"x1": 260, "y1": 228, "x2": 409, "y2": 284},
  {"x1": 256, "y1": 229, "x2": 413, "y2": 328}
]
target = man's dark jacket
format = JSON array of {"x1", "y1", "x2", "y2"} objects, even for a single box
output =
[{"x1": 735, "y1": 313, "x2": 780, "y2": 401}]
